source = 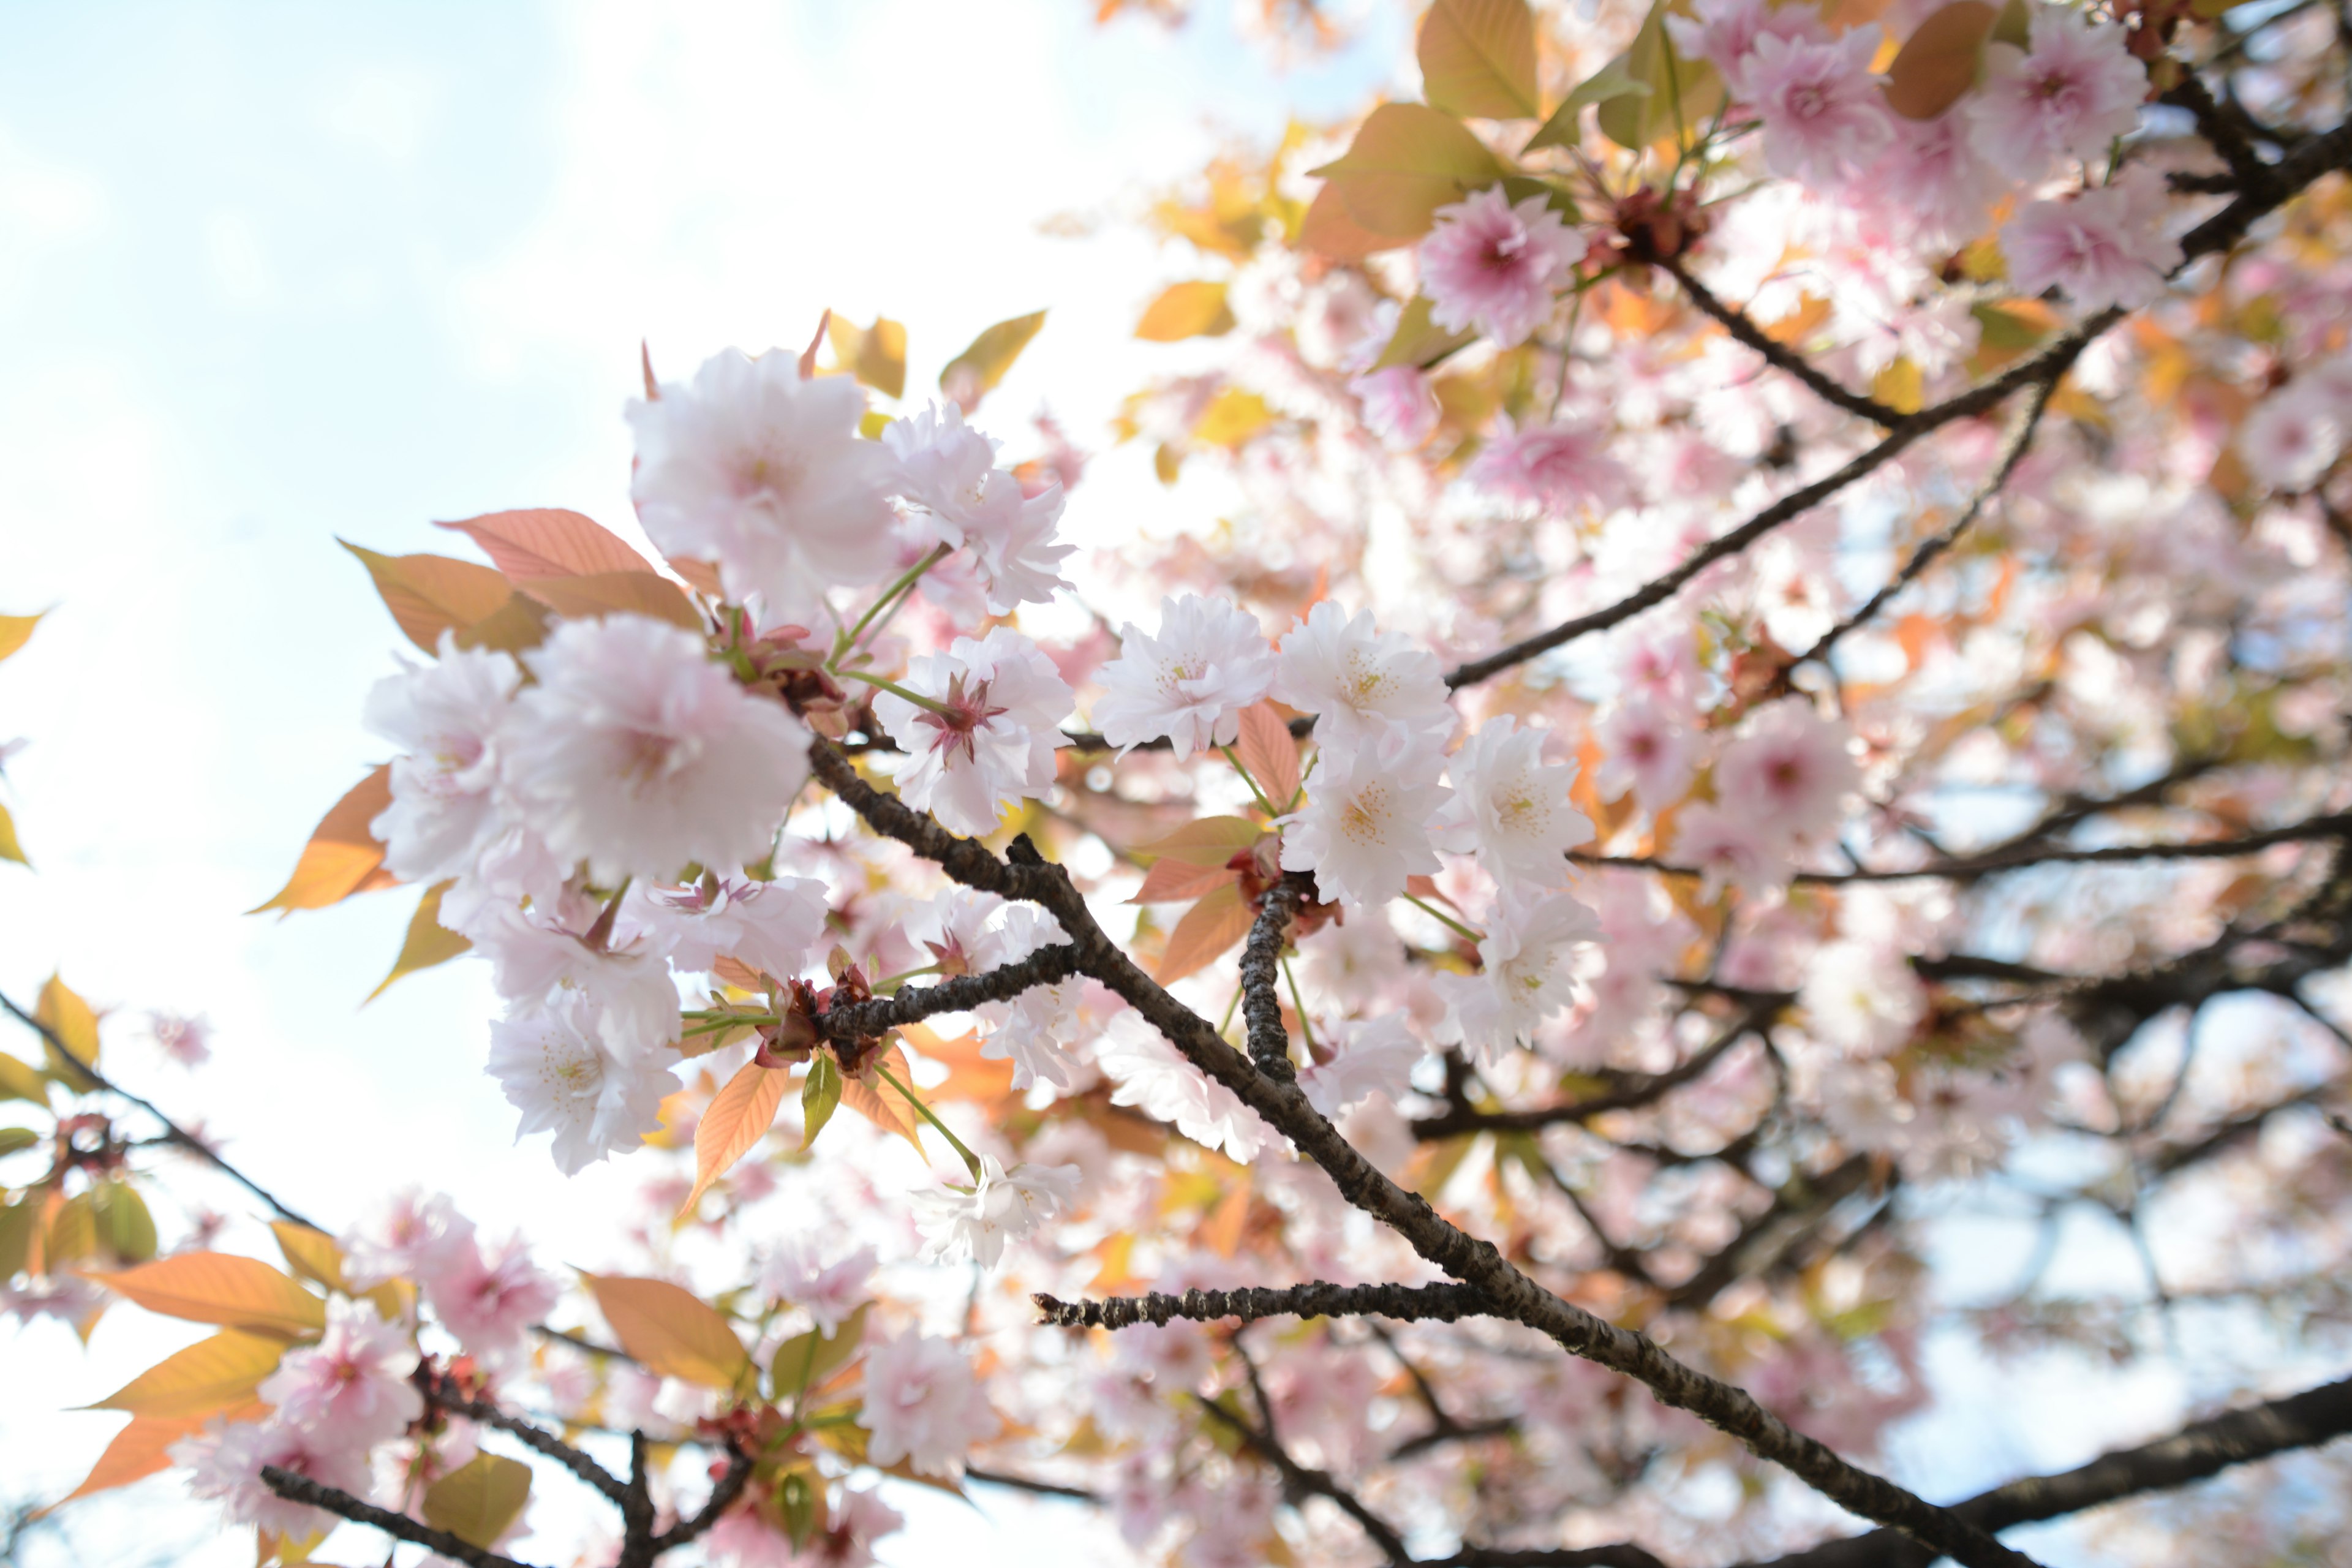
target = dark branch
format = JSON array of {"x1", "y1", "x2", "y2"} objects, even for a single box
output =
[
  {"x1": 1660, "y1": 258, "x2": 1902, "y2": 426},
  {"x1": 426, "y1": 1385, "x2": 629, "y2": 1506},
  {"x1": 965, "y1": 1466, "x2": 1104, "y2": 1502},
  {"x1": 1411, "y1": 1004, "x2": 1770, "y2": 1140},
  {"x1": 1195, "y1": 1393, "x2": 1414, "y2": 1564},
  {"x1": 1035, "y1": 1281, "x2": 1496, "y2": 1329},
  {"x1": 260, "y1": 1466, "x2": 533, "y2": 1568},
  {"x1": 647, "y1": 1446, "x2": 753, "y2": 1553},
  {"x1": 1239, "y1": 875, "x2": 1308, "y2": 1080},
  {"x1": 816, "y1": 944, "x2": 1084, "y2": 1039}
]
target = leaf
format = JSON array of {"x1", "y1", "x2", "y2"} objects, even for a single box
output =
[
  {"x1": 454, "y1": 592, "x2": 554, "y2": 655},
  {"x1": 249, "y1": 766, "x2": 397, "y2": 916},
  {"x1": 1371, "y1": 294, "x2": 1477, "y2": 372},
  {"x1": 93, "y1": 1180, "x2": 157, "y2": 1262},
  {"x1": 1135, "y1": 282, "x2": 1236, "y2": 342},
  {"x1": 434, "y1": 508, "x2": 653, "y2": 581},
  {"x1": 0, "y1": 1052, "x2": 45, "y2": 1106},
  {"x1": 339, "y1": 543, "x2": 515, "y2": 655},
  {"x1": 1872, "y1": 356, "x2": 1925, "y2": 416},
  {"x1": 269, "y1": 1223, "x2": 350, "y2": 1293},
  {"x1": 826, "y1": 314, "x2": 910, "y2": 399},
  {"x1": 1138, "y1": 816, "x2": 1267, "y2": 867},
  {"x1": 1193, "y1": 387, "x2": 1274, "y2": 449},
  {"x1": 940, "y1": 311, "x2": 1047, "y2": 413},
  {"x1": 0, "y1": 610, "x2": 44, "y2": 664},
  {"x1": 48, "y1": 1401, "x2": 269, "y2": 1508},
  {"x1": 519, "y1": 571, "x2": 702, "y2": 631},
  {"x1": 768, "y1": 1302, "x2": 869, "y2": 1401},
  {"x1": 1295, "y1": 183, "x2": 1395, "y2": 259},
  {"x1": 1419, "y1": 0, "x2": 1539, "y2": 119},
  {"x1": 0, "y1": 1193, "x2": 39, "y2": 1278},
  {"x1": 1884, "y1": 1, "x2": 1995, "y2": 119},
  {"x1": 1232, "y1": 703, "x2": 1302, "y2": 809},
  {"x1": 48, "y1": 1191, "x2": 98, "y2": 1267},
  {"x1": 1525, "y1": 53, "x2": 1653, "y2": 153},
  {"x1": 88, "y1": 1329, "x2": 285, "y2": 1419},
  {"x1": 1157, "y1": 881, "x2": 1256, "y2": 985},
  {"x1": 369, "y1": 881, "x2": 471, "y2": 1002},
  {"x1": 1129, "y1": 858, "x2": 1240, "y2": 905},
  {"x1": 1597, "y1": 0, "x2": 1724, "y2": 153},
  {"x1": 581, "y1": 1273, "x2": 753, "y2": 1389},
  {"x1": 0, "y1": 1126, "x2": 35, "y2": 1156},
  {"x1": 839, "y1": 1044, "x2": 926, "y2": 1154},
  {"x1": 0, "y1": 800, "x2": 26, "y2": 867},
  {"x1": 35, "y1": 972, "x2": 100, "y2": 1081},
  {"x1": 89, "y1": 1253, "x2": 327, "y2": 1340},
  {"x1": 421, "y1": 1453, "x2": 533, "y2": 1549},
  {"x1": 1307, "y1": 103, "x2": 1505, "y2": 241},
  {"x1": 799, "y1": 1054, "x2": 843, "y2": 1152},
  {"x1": 684, "y1": 1060, "x2": 790, "y2": 1214}
]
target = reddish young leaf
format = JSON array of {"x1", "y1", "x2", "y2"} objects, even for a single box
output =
[
  {"x1": 1306, "y1": 104, "x2": 1505, "y2": 241},
  {"x1": 1135, "y1": 282, "x2": 1237, "y2": 342},
  {"x1": 1156, "y1": 881, "x2": 1256, "y2": 984},
  {"x1": 519, "y1": 571, "x2": 702, "y2": 631},
  {"x1": 47, "y1": 1400, "x2": 269, "y2": 1509},
  {"x1": 681, "y1": 1060, "x2": 790, "y2": 1215},
  {"x1": 1134, "y1": 815, "x2": 1265, "y2": 867},
  {"x1": 368, "y1": 881, "x2": 470, "y2": 1002},
  {"x1": 434, "y1": 508, "x2": 654, "y2": 581},
  {"x1": 1232, "y1": 703, "x2": 1303, "y2": 810},
  {"x1": 840, "y1": 1044, "x2": 927, "y2": 1154},
  {"x1": 1884, "y1": 1, "x2": 1996, "y2": 119},
  {"x1": 1129, "y1": 857, "x2": 1241, "y2": 905},
  {"x1": 1297, "y1": 183, "x2": 1398, "y2": 260},
  {"x1": 249, "y1": 766, "x2": 397, "y2": 916}
]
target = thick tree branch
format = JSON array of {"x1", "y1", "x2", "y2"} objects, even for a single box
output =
[
  {"x1": 1660, "y1": 258, "x2": 1903, "y2": 426},
  {"x1": 816, "y1": 944, "x2": 1084, "y2": 1039},
  {"x1": 1240, "y1": 875, "x2": 1308, "y2": 1080},
  {"x1": 647, "y1": 1446, "x2": 754, "y2": 1553},
  {"x1": 1035, "y1": 1280, "x2": 1496, "y2": 1328},
  {"x1": 260, "y1": 1466, "x2": 533, "y2": 1568}
]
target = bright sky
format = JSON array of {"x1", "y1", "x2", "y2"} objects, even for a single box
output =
[{"x1": 0, "y1": 4, "x2": 2291, "y2": 1565}]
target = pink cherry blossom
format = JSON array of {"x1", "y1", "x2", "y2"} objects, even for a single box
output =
[
  {"x1": 1664, "y1": 0, "x2": 1830, "y2": 97},
  {"x1": 1712, "y1": 701, "x2": 1859, "y2": 843},
  {"x1": 1966, "y1": 4, "x2": 2148, "y2": 181},
  {"x1": 1091, "y1": 594, "x2": 1277, "y2": 760},
  {"x1": 486, "y1": 991, "x2": 679, "y2": 1175},
  {"x1": 884, "y1": 402, "x2": 1074, "y2": 612},
  {"x1": 1417, "y1": 186, "x2": 1586, "y2": 349},
  {"x1": 423, "y1": 1232, "x2": 559, "y2": 1359},
  {"x1": 858, "y1": 1328, "x2": 1001, "y2": 1476},
  {"x1": 871, "y1": 627, "x2": 1073, "y2": 838},
  {"x1": 1348, "y1": 364, "x2": 1440, "y2": 448},
  {"x1": 1596, "y1": 705, "x2": 1700, "y2": 815},
  {"x1": 760, "y1": 1239, "x2": 876, "y2": 1334},
  {"x1": 1466, "y1": 420, "x2": 1634, "y2": 517},
  {"x1": 2001, "y1": 164, "x2": 2181, "y2": 314},
  {"x1": 172, "y1": 1417, "x2": 374, "y2": 1540},
  {"x1": 626, "y1": 872, "x2": 829, "y2": 978},
  {"x1": 258, "y1": 1297, "x2": 423, "y2": 1444},
  {"x1": 364, "y1": 634, "x2": 522, "y2": 886},
  {"x1": 1745, "y1": 29, "x2": 1893, "y2": 188},
  {"x1": 2239, "y1": 382, "x2": 2344, "y2": 491}
]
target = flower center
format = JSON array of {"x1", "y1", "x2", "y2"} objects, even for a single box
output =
[{"x1": 914, "y1": 673, "x2": 1010, "y2": 766}]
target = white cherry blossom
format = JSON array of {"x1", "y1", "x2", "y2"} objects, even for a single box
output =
[
  {"x1": 1090, "y1": 594, "x2": 1276, "y2": 760},
  {"x1": 364, "y1": 634, "x2": 521, "y2": 885},
  {"x1": 1300, "y1": 1014, "x2": 1425, "y2": 1117},
  {"x1": 871, "y1": 627, "x2": 1072, "y2": 837},
  {"x1": 1270, "y1": 601, "x2": 1456, "y2": 750},
  {"x1": 1431, "y1": 717, "x2": 1594, "y2": 891},
  {"x1": 486, "y1": 992, "x2": 680, "y2": 1175},
  {"x1": 908, "y1": 1155, "x2": 1082, "y2": 1267},
  {"x1": 1280, "y1": 722, "x2": 1450, "y2": 908}
]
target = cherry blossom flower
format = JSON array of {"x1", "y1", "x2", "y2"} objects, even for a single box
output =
[
  {"x1": 364, "y1": 635, "x2": 521, "y2": 885},
  {"x1": 258, "y1": 1297, "x2": 423, "y2": 1444},
  {"x1": 1713, "y1": 701, "x2": 1860, "y2": 844},
  {"x1": 1745, "y1": 29, "x2": 1893, "y2": 188},
  {"x1": 505, "y1": 614, "x2": 810, "y2": 885},
  {"x1": 1098, "y1": 1012, "x2": 1272, "y2": 1160},
  {"x1": 858, "y1": 1328, "x2": 1001, "y2": 1476},
  {"x1": 1300, "y1": 1014, "x2": 1425, "y2": 1116},
  {"x1": 627, "y1": 873, "x2": 828, "y2": 978},
  {"x1": 976, "y1": 904, "x2": 1082, "y2": 1090},
  {"x1": 1863, "y1": 108, "x2": 2010, "y2": 251},
  {"x1": 1596, "y1": 706, "x2": 1699, "y2": 815},
  {"x1": 423, "y1": 1231, "x2": 559, "y2": 1360},
  {"x1": 486, "y1": 993, "x2": 680, "y2": 1175},
  {"x1": 871, "y1": 627, "x2": 1072, "y2": 838},
  {"x1": 1270, "y1": 601, "x2": 1455, "y2": 750},
  {"x1": 1348, "y1": 365, "x2": 1440, "y2": 448},
  {"x1": 173, "y1": 1417, "x2": 374, "y2": 1540},
  {"x1": 2239, "y1": 383, "x2": 2344, "y2": 492},
  {"x1": 145, "y1": 1011, "x2": 213, "y2": 1068},
  {"x1": 1417, "y1": 186, "x2": 1587, "y2": 348},
  {"x1": 2000, "y1": 165, "x2": 2182, "y2": 314},
  {"x1": 343, "y1": 1188, "x2": 476, "y2": 1289},
  {"x1": 884, "y1": 402, "x2": 1074, "y2": 611},
  {"x1": 1280, "y1": 723, "x2": 1450, "y2": 908},
  {"x1": 1433, "y1": 891, "x2": 1599, "y2": 1066},
  {"x1": 908, "y1": 1155, "x2": 1082, "y2": 1267},
  {"x1": 903, "y1": 886, "x2": 1009, "y2": 976},
  {"x1": 1672, "y1": 799, "x2": 1792, "y2": 899},
  {"x1": 1431, "y1": 716, "x2": 1594, "y2": 891},
  {"x1": 466, "y1": 894, "x2": 680, "y2": 1060},
  {"x1": 706, "y1": 1485, "x2": 904, "y2": 1568},
  {"x1": 627, "y1": 347, "x2": 900, "y2": 622},
  {"x1": 760, "y1": 1239, "x2": 875, "y2": 1335},
  {"x1": 1801, "y1": 939, "x2": 1926, "y2": 1057},
  {"x1": 1664, "y1": 0, "x2": 1828, "y2": 97},
  {"x1": 1966, "y1": 4, "x2": 2147, "y2": 181},
  {"x1": 1466, "y1": 418, "x2": 1635, "y2": 518},
  {"x1": 1091, "y1": 594, "x2": 1277, "y2": 760}
]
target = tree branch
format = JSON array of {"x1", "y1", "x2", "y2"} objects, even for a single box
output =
[
  {"x1": 1034, "y1": 1280, "x2": 1496, "y2": 1329},
  {"x1": 426, "y1": 1385, "x2": 629, "y2": 1507},
  {"x1": 1660, "y1": 258, "x2": 1902, "y2": 426},
  {"x1": 816, "y1": 944, "x2": 1084, "y2": 1039},
  {"x1": 260, "y1": 1466, "x2": 533, "y2": 1568},
  {"x1": 1195, "y1": 1392, "x2": 1415, "y2": 1565},
  {"x1": 1240, "y1": 875, "x2": 1308, "y2": 1080}
]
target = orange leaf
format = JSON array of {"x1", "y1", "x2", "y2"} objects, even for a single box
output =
[
  {"x1": 268, "y1": 1223, "x2": 350, "y2": 1293},
  {"x1": 1134, "y1": 815, "x2": 1265, "y2": 867},
  {"x1": 340, "y1": 544, "x2": 516, "y2": 655},
  {"x1": 1129, "y1": 858, "x2": 1240, "y2": 905},
  {"x1": 1232, "y1": 703, "x2": 1302, "y2": 810},
  {"x1": 1135, "y1": 282, "x2": 1235, "y2": 342},
  {"x1": 88, "y1": 1253, "x2": 325, "y2": 1340},
  {"x1": 249, "y1": 767, "x2": 396, "y2": 916},
  {"x1": 435, "y1": 508, "x2": 654, "y2": 581},
  {"x1": 900, "y1": 1022, "x2": 1017, "y2": 1107},
  {"x1": 1156, "y1": 881, "x2": 1255, "y2": 984},
  {"x1": 580, "y1": 1274, "x2": 753, "y2": 1390},
  {"x1": 668, "y1": 557, "x2": 726, "y2": 598},
  {"x1": 681, "y1": 1061, "x2": 790, "y2": 1216},
  {"x1": 839, "y1": 1044, "x2": 927, "y2": 1154},
  {"x1": 1200, "y1": 1168, "x2": 1253, "y2": 1257},
  {"x1": 1296, "y1": 184, "x2": 1396, "y2": 260},
  {"x1": 48, "y1": 1401, "x2": 269, "y2": 1509},
  {"x1": 1884, "y1": 1, "x2": 1995, "y2": 120},
  {"x1": 519, "y1": 571, "x2": 703, "y2": 631},
  {"x1": 86, "y1": 1329, "x2": 284, "y2": 1419}
]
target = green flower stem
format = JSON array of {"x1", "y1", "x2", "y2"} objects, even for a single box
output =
[
  {"x1": 834, "y1": 543, "x2": 951, "y2": 662},
  {"x1": 1281, "y1": 957, "x2": 1316, "y2": 1057},
  {"x1": 870, "y1": 1060, "x2": 983, "y2": 1182},
  {"x1": 835, "y1": 669, "x2": 950, "y2": 715},
  {"x1": 1216, "y1": 984, "x2": 1244, "y2": 1041},
  {"x1": 1402, "y1": 891, "x2": 1482, "y2": 944},
  {"x1": 680, "y1": 1014, "x2": 776, "y2": 1038},
  {"x1": 1218, "y1": 744, "x2": 1280, "y2": 817},
  {"x1": 872, "y1": 962, "x2": 942, "y2": 995}
]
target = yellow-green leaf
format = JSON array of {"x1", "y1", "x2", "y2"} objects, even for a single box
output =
[
  {"x1": 92, "y1": 1180, "x2": 157, "y2": 1262},
  {"x1": 1135, "y1": 282, "x2": 1235, "y2": 342},
  {"x1": 1525, "y1": 53, "x2": 1652, "y2": 153},
  {"x1": 36, "y1": 972, "x2": 100, "y2": 1083},
  {"x1": 519, "y1": 571, "x2": 702, "y2": 631},
  {"x1": 0, "y1": 611, "x2": 43, "y2": 664},
  {"x1": 88, "y1": 1329, "x2": 285, "y2": 1419},
  {"x1": 1307, "y1": 103, "x2": 1506, "y2": 241},
  {"x1": 369, "y1": 881, "x2": 471, "y2": 1003},
  {"x1": 768, "y1": 1302, "x2": 869, "y2": 1402},
  {"x1": 249, "y1": 766, "x2": 398, "y2": 916},
  {"x1": 580, "y1": 1273, "x2": 752, "y2": 1390},
  {"x1": 89, "y1": 1252, "x2": 326, "y2": 1340},
  {"x1": 1193, "y1": 386, "x2": 1274, "y2": 449},
  {"x1": 0, "y1": 799, "x2": 26, "y2": 867},
  {"x1": 453, "y1": 592, "x2": 554, "y2": 655},
  {"x1": 1419, "y1": 0, "x2": 1539, "y2": 119},
  {"x1": 826, "y1": 314, "x2": 910, "y2": 399},
  {"x1": 799, "y1": 1053, "x2": 841, "y2": 1152},
  {"x1": 339, "y1": 543, "x2": 515, "y2": 655},
  {"x1": 421, "y1": 1453, "x2": 532, "y2": 1549},
  {"x1": 47, "y1": 1191, "x2": 98, "y2": 1267},
  {"x1": 684, "y1": 1060, "x2": 789, "y2": 1215},
  {"x1": 269, "y1": 1223, "x2": 350, "y2": 1294},
  {"x1": 1885, "y1": 1, "x2": 1996, "y2": 120},
  {"x1": 0, "y1": 1126, "x2": 36, "y2": 1156},
  {"x1": 940, "y1": 311, "x2": 1047, "y2": 413},
  {"x1": 0, "y1": 1052, "x2": 46, "y2": 1106},
  {"x1": 0, "y1": 1192, "x2": 39, "y2": 1276},
  {"x1": 1597, "y1": 0, "x2": 1724, "y2": 153},
  {"x1": 1373, "y1": 294, "x2": 1477, "y2": 372}
]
